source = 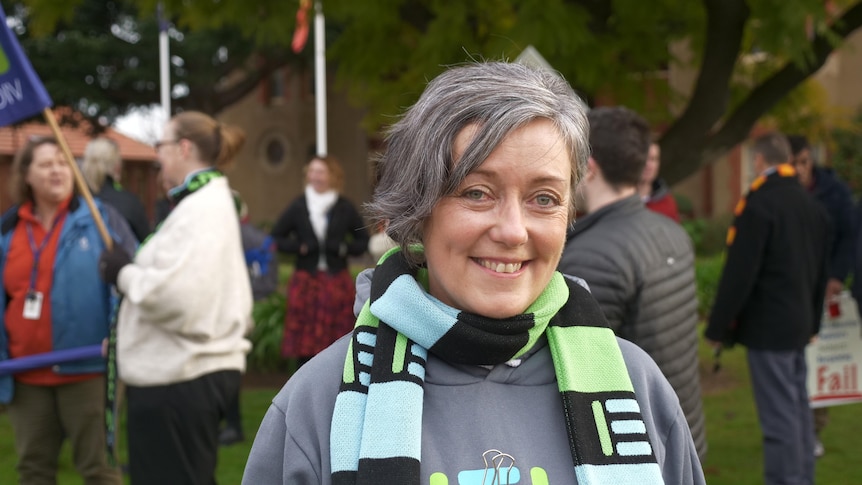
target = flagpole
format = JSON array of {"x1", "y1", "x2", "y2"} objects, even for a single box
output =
[
  {"x1": 42, "y1": 108, "x2": 112, "y2": 248},
  {"x1": 158, "y1": 3, "x2": 171, "y2": 121},
  {"x1": 314, "y1": 0, "x2": 327, "y2": 157}
]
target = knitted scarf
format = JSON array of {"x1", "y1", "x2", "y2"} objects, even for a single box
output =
[
  {"x1": 726, "y1": 163, "x2": 796, "y2": 246},
  {"x1": 330, "y1": 249, "x2": 664, "y2": 484}
]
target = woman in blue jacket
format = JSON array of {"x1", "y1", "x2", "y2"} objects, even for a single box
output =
[{"x1": 0, "y1": 136, "x2": 133, "y2": 484}]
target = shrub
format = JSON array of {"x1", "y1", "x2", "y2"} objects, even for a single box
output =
[
  {"x1": 683, "y1": 215, "x2": 733, "y2": 257},
  {"x1": 674, "y1": 192, "x2": 695, "y2": 220},
  {"x1": 829, "y1": 111, "x2": 862, "y2": 198},
  {"x1": 247, "y1": 292, "x2": 287, "y2": 372},
  {"x1": 682, "y1": 218, "x2": 707, "y2": 252},
  {"x1": 696, "y1": 254, "x2": 725, "y2": 320}
]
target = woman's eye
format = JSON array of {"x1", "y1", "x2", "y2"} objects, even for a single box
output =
[
  {"x1": 536, "y1": 194, "x2": 557, "y2": 206},
  {"x1": 464, "y1": 189, "x2": 485, "y2": 200}
]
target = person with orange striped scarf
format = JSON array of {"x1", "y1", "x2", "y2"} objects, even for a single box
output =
[{"x1": 706, "y1": 131, "x2": 831, "y2": 485}]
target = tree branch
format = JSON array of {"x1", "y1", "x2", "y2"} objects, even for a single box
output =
[
  {"x1": 210, "y1": 56, "x2": 290, "y2": 114},
  {"x1": 663, "y1": 0, "x2": 862, "y2": 184}
]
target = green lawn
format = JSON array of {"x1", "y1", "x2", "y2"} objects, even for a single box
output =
[
  {"x1": 2, "y1": 333, "x2": 861, "y2": 483},
  {"x1": 0, "y1": 386, "x2": 280, "y2": 484},
  {"x1": 696, "y1": 323, "x2": 862, "y2": 484}
]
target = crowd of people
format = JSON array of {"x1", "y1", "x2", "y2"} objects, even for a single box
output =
[{"x1": 0, "y1": 59, "x2": 857, "y2": 485}]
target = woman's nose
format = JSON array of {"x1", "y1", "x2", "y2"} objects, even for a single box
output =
[{"x1": 490, "y1": 200, "x2": 528, "y2": 247}]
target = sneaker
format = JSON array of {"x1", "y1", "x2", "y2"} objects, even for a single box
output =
[
  {"x1": 219, "y1": 426, "x2": 245, "y2": 446},
  {"x1": 814, "y1": 439, "x2": 825, "y2": 458}
]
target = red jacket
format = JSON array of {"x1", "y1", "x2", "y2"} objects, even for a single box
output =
[{"x1": 645, "y1": 178, "x2": 680, "y2": 222}]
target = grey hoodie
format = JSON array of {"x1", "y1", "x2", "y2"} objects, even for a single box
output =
[{"x1": 243, "y1": 270, "x2": 706, "y2": 485}]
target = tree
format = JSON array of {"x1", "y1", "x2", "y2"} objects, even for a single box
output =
[
  {"x1": 15, "y1": 0, "x2": 862, "y2": 183},
  {"x1": 3, "y1": 0, "x2": 302, "y2": 130},
  {"x1": 659, "y1": 0, "x2": 862, "y2": 184},
  {"x1": 319, "y1": 0, "x2": 862, "y2": 185}
]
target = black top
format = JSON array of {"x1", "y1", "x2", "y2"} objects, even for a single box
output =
[
  {"x1": 809, "y1": 166, "x2": 854, "y2": 282},
  {"x1": 96, "y1": 177, "x2": 151, "y2": 243},
  {"x1": 706, "y1": 172, "x2": 831, "y2": 350},
  {"x1": 270, "y1": 195, "x2": 369, "y2": 273}
]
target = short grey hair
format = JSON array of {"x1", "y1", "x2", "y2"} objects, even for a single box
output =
[
  {"x1": 367, "y1": 61, "x2": 590, "y2": 265},
  {"x1": 82, "y1": 137, "x2": 121, "y2": 192},
  {"x1": 752, "y1": 132, "x2": 792, "y2": 166}
]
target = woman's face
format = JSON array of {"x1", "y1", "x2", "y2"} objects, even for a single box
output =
[
  {"x1": 641, "y1": 143, "x2": 660, "y2": 185},
  {"x1": 26, "y1": 143, "x2": 73, "y2": 205},
  {"x1": 156, "y1": 122, "x2": 185, "y2": 188},
  {"x1": 306, "y1": 158, "x2": 332, "y2": 193},
  {"x1": 423, "y1": 119, "x2": 572, "y2": 318}
]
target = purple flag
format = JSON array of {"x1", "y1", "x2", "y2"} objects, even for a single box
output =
[{"x1": 0, "y1": 5, "x2": 53, "y2": 126}]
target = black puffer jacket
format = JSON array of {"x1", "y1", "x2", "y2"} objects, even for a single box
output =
[{"x1": 560, "y1": 195, "x2": 706, "y2": 461}]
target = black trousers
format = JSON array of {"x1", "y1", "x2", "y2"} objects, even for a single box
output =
[
  {"x1": 223, "y1": 388, "x2": 242, "y2": 431},
  {"x1": 126, "y1": 370, "x2": 241, "y2": 485}
]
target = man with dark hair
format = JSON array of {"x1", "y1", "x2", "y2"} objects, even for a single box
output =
[
  {"x1": 706, "y1": 131, "x2": 830, "y2": 485},
  {"x1": 787, "y1": 133, "x2": 853, "y2": 458},
  {"x1": 559, "y1": 106, "x2": 707, "y2": 461},
  {"x1": 788, "y1": 134, "x2": 854, "y2": 301}
]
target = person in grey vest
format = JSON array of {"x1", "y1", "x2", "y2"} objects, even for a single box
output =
[{"x1": 558, "y1": 106, "x2": 706, "y2": 461}]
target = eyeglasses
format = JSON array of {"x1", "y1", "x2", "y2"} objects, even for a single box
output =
[{"x1": 154, "y1": 139, "x2": 180, "y2": 150}]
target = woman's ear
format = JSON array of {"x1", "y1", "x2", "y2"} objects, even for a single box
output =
[
  {"x1": 179, "y1": 138, "x2": 196, "y2": 162},
  {"x1": 585, "y1": 157, "x2": 600, "y2": 182}
]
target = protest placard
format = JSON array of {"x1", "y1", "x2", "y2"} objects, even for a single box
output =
[{"x1": 806, "y1": 291, "x2": 862, "y2": 407}]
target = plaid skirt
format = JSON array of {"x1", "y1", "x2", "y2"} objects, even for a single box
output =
[{"x1": 281, "y1": 269, "x2": 356, "y2": 358}]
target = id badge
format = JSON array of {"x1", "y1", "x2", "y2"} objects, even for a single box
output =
[{"x1": 23, "y1": 291, "x2": 43, "y2": 320}]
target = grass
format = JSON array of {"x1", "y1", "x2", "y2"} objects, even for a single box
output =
[
  {"x1": 696, "y1": 323, "x2": 862, "y2": 484},
  {"x1": 0, "y1": 386, "x2": 281, "y2": 484},
  {"x1": 2, "y1": 329, "x2": 862, "y2": 483}
]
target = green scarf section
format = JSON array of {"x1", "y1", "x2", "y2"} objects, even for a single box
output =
[{"x1": 330, "y1": 248, "x2": 664, "y2": 484}]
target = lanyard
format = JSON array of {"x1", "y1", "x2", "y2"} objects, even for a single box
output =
[{"x1": 25, "y1": 212, "x2": 65, "y2": 292}]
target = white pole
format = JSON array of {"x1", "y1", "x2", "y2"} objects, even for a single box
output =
[
  {"x1": 314, "y1": 1, "x2": 327, "y2": 157},
  {"x1": 158, "y1": 3, "x2": 171, "y2": 122}
]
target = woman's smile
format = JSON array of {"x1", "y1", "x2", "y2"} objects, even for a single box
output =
[{"x1": 475, "y1": 258, "x2": 525, "y2": 274}]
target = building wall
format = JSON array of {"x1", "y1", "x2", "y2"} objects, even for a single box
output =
[
  {"x1": 816, "y1": 28, "x2": 862, "y2": 112},
  {"x1": 674, "y1": 168, "x2": 707, "y2": 218},
  {"x1": 217, "y1": 66, "x2": 373, "y2": 227}
]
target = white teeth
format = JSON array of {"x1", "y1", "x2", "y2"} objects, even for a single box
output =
[{"x1": 480, "y1": 260, "x2": 522, "y2": 273}]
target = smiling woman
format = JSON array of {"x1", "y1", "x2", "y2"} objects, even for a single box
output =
[
  {"x1": 243, "y1": 61, "x2": 706, "y2": 485},
  {"x1": 0, "y1": 136, "x2": 136, "y2": 484}
]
